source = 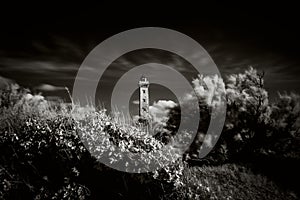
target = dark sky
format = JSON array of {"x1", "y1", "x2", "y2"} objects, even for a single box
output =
[{"x1": 0, "y1": 5, "x2": 299, "y2": 109}]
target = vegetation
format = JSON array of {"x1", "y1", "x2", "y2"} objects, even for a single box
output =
[{"x1": 0, "y1": 68, "x2": 299, "y2": 199}]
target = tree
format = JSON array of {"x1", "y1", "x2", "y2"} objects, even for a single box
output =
[
  {"x1": 265, "y1": 92, "x2": 300, "y2": 158},
  {"x1": 223, "y1": 67, "x2": 270, "y2": 157},
  {"x1": 163, "y1": 67, "x2": 300, "y2": 163}
]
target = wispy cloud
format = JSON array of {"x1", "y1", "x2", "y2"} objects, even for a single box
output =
[
  {"x1": 0, "y1": 59, "x2": 78, "y2": 74},
  {"x1": 0, "y1": 75, "x2": 14, "y2": 89}
]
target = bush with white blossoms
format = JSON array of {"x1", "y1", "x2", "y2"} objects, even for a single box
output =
[{"x1": 74, "y1": 106, "x2": 187, "y2": 185}]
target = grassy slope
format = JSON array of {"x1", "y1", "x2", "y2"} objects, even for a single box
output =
[{"x1": 171, "y1": 164, "x2": 298, "y2": 200}]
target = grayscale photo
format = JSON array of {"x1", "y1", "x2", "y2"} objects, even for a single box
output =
[{"x1": 0, "y1": 4, "x2": 299, "y2": 200}]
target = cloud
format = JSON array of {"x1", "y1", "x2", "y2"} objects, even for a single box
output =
[
  {"x1": 149, "y1": 100, "x2": 177, "y2": 125},
  {"x1": 0, "y1": 75, "x2": 15, "y2": 89},
  {"x1": 132, "y1": 100, "x2": 139, "y2": 105},
  {"x1": 0, "y1": 59, "x2": 78, "y2": 74},
  {"x1": 35, "y1": 84, "x2": 66, "y2": 91}
]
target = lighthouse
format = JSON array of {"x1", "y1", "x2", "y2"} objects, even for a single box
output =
[{"x1": 139, "y1": 76, "x2": 150, "y2": 121}]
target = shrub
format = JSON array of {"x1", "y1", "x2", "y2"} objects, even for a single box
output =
[
  {"x1": 0, "y1": 86, "x2": 90, "y2": 199},
  {"x1": 0, "y1": 85, "x2": 185, "y2": 198}
]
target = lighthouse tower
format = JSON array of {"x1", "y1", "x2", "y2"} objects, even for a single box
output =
[{"x1": 139, "y1": 76, "x2": 150, "y2": 121}]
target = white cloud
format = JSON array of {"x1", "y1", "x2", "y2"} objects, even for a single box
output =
[
  {"x1": 149, "y1": 100, "x2": 177, "y2": 126},
  {"x1": 35, "y1": 84, "x2": 66, "y2": 92},
  {"x1": 132, "y1": 100, "x2": 139, "y2": 105}
]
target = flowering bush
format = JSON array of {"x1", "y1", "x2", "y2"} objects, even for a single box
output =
[
  {"x1": 74, "y1": 106, "x2": 186, "y2": 183},
  {"x1": 0, "y1": 85, "x2": 90, "y2": 199},
  {"x1": 0, "y1": 85, "x2": 186, "y2": 198}
]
